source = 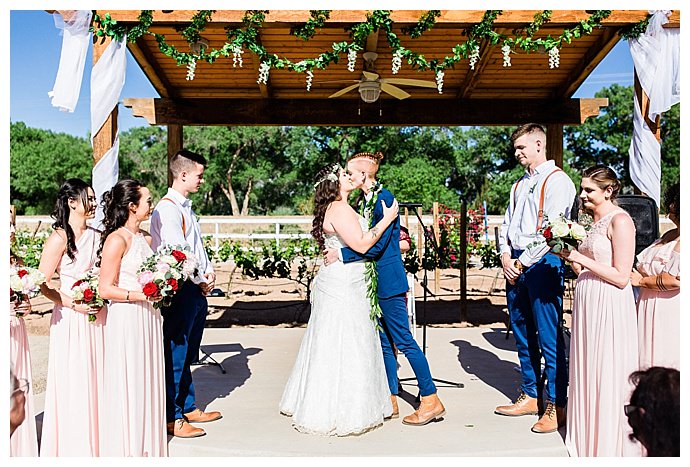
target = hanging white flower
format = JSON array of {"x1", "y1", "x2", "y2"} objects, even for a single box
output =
[
  {"x1": 231, "y1": 44, "x2": 244, "y2": 68},
  {"x1": 392, "y1": 48, "x2": 403, "y2": 74},
  {"x1": 435, "y1": 69, "x2": 444, "y2": 94},
  {"x1": 469, "y1": 44, "x2": 480, "y2": 70},
  {"x1": 548, "y1": 47, "x2": 560, "y2": 69},
  {"x1": 347, "y1": 48, "x2": 357, "y2": 72},
  {"x1": 186, "y1": 58, "x2": 197, "y2": 81},
  {"x1": 306, "y1": 70, "x2": 314, "y2": 91},
  {"x1": 501, "y1": 44, "x2": 512, "y2": 67},
  {"x1": 257, "y1": 62, "x2": 270, "y2": 85}
]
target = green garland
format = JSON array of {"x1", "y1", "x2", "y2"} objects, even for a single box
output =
[
  {"x1": 361, "y1": 181, "x2": 384, "y2": 328},
  {"x1": 90, "y1": 9, "x2": 649, "y2": 78},
  {"x1": 619, "y1": 13, "x2": 651, "y2": 39}
]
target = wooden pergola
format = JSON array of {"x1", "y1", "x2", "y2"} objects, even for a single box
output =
[{"x1": 88, "y1": 10, "x2": 680, "y2": 175}]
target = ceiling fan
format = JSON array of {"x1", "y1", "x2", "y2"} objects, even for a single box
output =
[{"x1": 327, "y1": 52, "x2": 437, "y2": 103}]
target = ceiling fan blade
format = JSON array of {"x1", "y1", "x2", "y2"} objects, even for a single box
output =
[
  {"x1": 380, "y1": 82, "x2": 411, "y2": 100},
  {"x1": 380, "y1": 78, "x2": 438, "y2": 88},
  {"x1": 314, "y1": 79, "x2": 360, "y2": 85},
  {"x1": 328, "y1": 83, "x2": 361, "y2": 98},
  {"x1": 362, "y1": 70, "x2": 379, "y2": 81}
]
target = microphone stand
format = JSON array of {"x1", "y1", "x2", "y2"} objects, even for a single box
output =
[{"x1": 399, "y1": 205, "x2": 463, "y2": 391}]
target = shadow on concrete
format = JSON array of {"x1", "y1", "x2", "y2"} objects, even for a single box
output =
[{"x1": 190, "y1": 343, "x2": 262, "y2": 410}]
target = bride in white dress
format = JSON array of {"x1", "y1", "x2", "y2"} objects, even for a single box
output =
[{"x1": 280, "y1": 163, "x2": 399, "y2": 436}]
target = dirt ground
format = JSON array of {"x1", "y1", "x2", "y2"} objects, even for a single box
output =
[{"x1": 24, "y1": 264, "x2": 574, "y2": 336}]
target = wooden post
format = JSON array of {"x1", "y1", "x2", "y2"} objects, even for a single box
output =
[
  {"x1": 433, "y1": 202, "x2": 440, "y2": 296},
  {"x1": 546, "y1": 124, "x2": 564, "y2": 168},
  {"x1": 459, "y1": 201, "x2": 467, "y2": 321},
  {"x1": 92, "y1": 35, "x2": 118, "y2": 166},
  {"x1": 167, "y1": 124, "x2": 183, "y2": 187}
]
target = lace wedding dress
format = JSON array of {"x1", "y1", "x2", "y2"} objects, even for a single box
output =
[{"x1": 279, "y1": 216, "x2": 393, "y2": 436}]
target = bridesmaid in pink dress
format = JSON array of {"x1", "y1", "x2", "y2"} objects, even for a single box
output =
[
  {"x1": 9, "y1": 206, "x2": 38, "y2": 457},
  {"x1": 631, "y1": 182, "x2": 680, "y2": 370},
  {"x1": 557, "y1": 166, "x2": 642, "y2": 457},
  {"x1": 97, "y1": 179, "x2": 166, "y2": 457},
  {"x1": 38, "y1": 179, "x2": 105, "y2": 456}
]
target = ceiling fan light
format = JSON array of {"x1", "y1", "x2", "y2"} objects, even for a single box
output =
[{"x1": 359, "y1": 81, "x2": 381, "y2": 103}]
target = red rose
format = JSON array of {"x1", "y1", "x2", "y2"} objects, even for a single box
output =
[
  {"x1": 83, "y1": 289, "x2": 94, "y2": 302},
  {"x1": 167, "y1": 278, "x2": 178, "y2": 291},
  {"x1": 171, "y1": 250, "x2": 187, "y2": 262},
  {"x1": 17, "y1": 269, "x2": 28, "y2": 278},
  {"x1": 142, "y1": 282, "x2": 159, "y2": 297},
  {"x1": 542, "y1": 226, "x2": 552, "y2": 241}
]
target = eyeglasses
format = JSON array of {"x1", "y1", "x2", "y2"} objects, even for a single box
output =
[
  {"x1": 624, "y1": 404, "x2": 638, "y2": 417},
  {"x1": 12, "y1": 378, "x2": 30, "y2": 397}
]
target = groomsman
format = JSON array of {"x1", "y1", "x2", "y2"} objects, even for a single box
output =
[
  {"x1": 151, "y1": 149, "x2": 222, "y2": 438},
  {"x1": 496, "y1": 124, "x2": 575, "y2": 433}
]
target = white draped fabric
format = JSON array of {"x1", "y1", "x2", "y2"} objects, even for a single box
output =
[
  {"x1": 90, "y1": 34, "x2": 127, "y2": 138},
  {"x1": 48, "y1": 10, "x2": 92, "y2": 112},
  {"x1": 92, "y1": 136, "x2": 120, "y2": 228},
  {"x1": 628, "y1": 10, "x2": 680, "y2": 207}
]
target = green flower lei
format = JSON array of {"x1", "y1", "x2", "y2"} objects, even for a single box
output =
[{"x1": 361, "y1": 181, "x2": 384, "y2": 328}]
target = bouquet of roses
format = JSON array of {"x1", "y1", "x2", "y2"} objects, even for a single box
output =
[
  {"x1": 10, "y1": 265, "x2": 46, "y2": 317},
  {"x1": 137, "y1": 244, "x2": 199, "y2": 309},
  {"x1": 536, "y1": 213, "x2": 588, "y2": 253},
  {"x1": 70, "y1": 269, "x2": 108, "y2": 322}
]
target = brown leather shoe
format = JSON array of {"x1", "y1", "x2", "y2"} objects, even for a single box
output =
[
  {"x1": 494, "y1": 391, "x2": 539, "y2": 416},
  {"x1": 531, "y1": 402, "x2": 566, "y2": 433},
  {"x1": 167, "y1": 418, "x2": 205, "y2": 438},
  {"x1": 385, "y1": 395, "x2": 399, "y2": 420},
  {"x1": 183, "y1": 408, "x2": 223, "y2": 423},
  {"x1": 402, "y1": 393, "x2": 446, "y2": 426}
]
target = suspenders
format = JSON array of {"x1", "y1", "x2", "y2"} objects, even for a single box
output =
[
  {"x1": 511, "y1": 168, "x2": 563, "y2": 232},
  {"x1": 161, "y1": 197, "x2": 187, "y2": 234}
]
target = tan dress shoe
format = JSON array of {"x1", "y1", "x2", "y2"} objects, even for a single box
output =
[
  {"x1": 494, "y1": 391, "x2": 539, "y2": 416},
  {"x1": 183, "y1": 408, "x2": 223, "y2": 423},
  {"x1": 385, "y1": 395, "x2": 399, "y2": 420},
  {"x1": 167, "y1": 419, "x2": 205, "y2": 438},
  {"x1": 402, "y1": 393, "x2": 446, "y2": 426},
  {"x1": 531, "y1": 403, "x2": 566, "y2": 433}
]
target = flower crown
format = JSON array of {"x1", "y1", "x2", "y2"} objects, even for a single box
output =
[{"x1": 313, "y1": 164, "x2": 342, "y2": 189}]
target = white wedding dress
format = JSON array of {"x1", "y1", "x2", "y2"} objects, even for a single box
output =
[{"x1": 279, "y1": 216, "x2": 393, "y2": 436}]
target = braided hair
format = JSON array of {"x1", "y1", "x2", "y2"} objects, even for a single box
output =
[
  {"x1": 96, "y1": 179, "x2": 144, "y2": 267},
  {"x1": 51, "y1": 178, "x2": 92, "y2": 261},
  {"x1": 311, "y1": 164, "x2": 342, "y2": 251}
]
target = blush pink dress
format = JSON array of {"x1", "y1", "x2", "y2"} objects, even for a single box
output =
[
  {"x1": 40, "y1": 227, "x2": 105, "y2": 456},
  {"x1": 565, "y1": 209, "x2": 642, "y2": 457},
  {"x1": 99, "y1": 229, "x2": 166, "y2": 457},
  {"x1": 10, "y1": 299, "x2": 38, "y2": 457},
  {"x1": 635, "y1": 238, "x2": 680, "y2": 370}
]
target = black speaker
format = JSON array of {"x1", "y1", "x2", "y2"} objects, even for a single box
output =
[{"x1": 616, "y1": 195, "x2": 659, "y2": 256}]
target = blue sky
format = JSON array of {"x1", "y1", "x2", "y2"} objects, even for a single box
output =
[{"x1": 9, "y1": 9, "x2": 638, "y2": 138}]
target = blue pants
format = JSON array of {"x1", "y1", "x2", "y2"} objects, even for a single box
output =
[
  {"x1": 379, "y1": 293, "x2": 436, "y2": 397},
  {"x1": 506, "y1": 250, "x2": 567, "y2": 407},
  {"x1": 161, "y1": 281, "x2": 208, "y2": 422}
]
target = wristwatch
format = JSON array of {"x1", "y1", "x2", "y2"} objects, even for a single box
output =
[{"x1": 514, "y1": 259, "x2": 524, "y2": 272}]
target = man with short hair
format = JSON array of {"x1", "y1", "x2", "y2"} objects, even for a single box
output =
[
  {"x1": 496, "y1": 123, "x2": 575, "y2": 433},
  {"x1": 151, "y1": 149, "x2": 222, "y2": 438}
]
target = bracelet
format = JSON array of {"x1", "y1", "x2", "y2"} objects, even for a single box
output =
[
  {"x1": 656, "y1": 275, "x2": 667, "y2": 291},
  {"x1": 126, "y1": 290, "x2": 130, "y2": 302}
]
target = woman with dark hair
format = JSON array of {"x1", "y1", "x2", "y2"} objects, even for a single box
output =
[
  {"x1": 280, "y1": 163, "x2": 399, "y2": 436},
  {"x1": 626, "y1": 366, "x2": 680, "y2": 456},
  {"x1": 631, "y1": 182, "x2": 680, "y2": 370},
  {"x1": 9, "y1": 206, "x2": 38, "y2": 456},
  {"x1": 558, "y1": 165, "x2": 641, "y2": 456},
  {"x1": 37, "y1": 178, "x2": 105, "y2": 456},
  {"x1": 96, "y1": 179, "x2": 166, "y2": 457}
]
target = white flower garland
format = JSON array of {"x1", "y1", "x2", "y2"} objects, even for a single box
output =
[
  {"x1": 392, "y1": 48, "x2": 403, "y2": 74},
  {"x1": 501, "y1": 44, "x2": 512, "y2": 67},
  {"x1": 186, "y1": 58, "x2": 196, "y2": 80},
  {"x1": 231, "y1": 44, "x2": 244, "y2": 67},
  {"x1": 257, "y1": 62, "x2": 270, "y2": 85},
  {"x1": 469, "y1": 44, "x2": 480, "y2": 70},
  {"x1": 347, "y1": 48, "x2": 357, "y2": 72},
  {"x1": 435, "y1": 70, "x2": 444, "y2": 94},
  {"x1": 306, "y1": 70, "x2": 314, "y2": 91},
  {"x1": 548, "y1": 47, "x2": 560, "y2": 69}
]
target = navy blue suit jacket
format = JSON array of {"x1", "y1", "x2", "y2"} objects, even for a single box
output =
[{"x1": 341, "y1": 188, "x2": 409, "y2": 299}]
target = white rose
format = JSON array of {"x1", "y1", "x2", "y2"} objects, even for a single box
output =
[
  {"x1": 570, "y1": 223, "x2": 587, "y2": 241},
  {"x1": 161, "y1": 255, "x2": 177, "y2": 266},
  {"x1": 10, "y1": 276, "x2": 23, "y2": 291},
  {"x1": 153, "y1": 270, "x2": 167, "y2": 282},
  {"x1": 550, "y1": 220, "x2": 570, "y2": 238}
]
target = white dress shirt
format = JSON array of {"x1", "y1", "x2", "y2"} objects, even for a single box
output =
[
  {"x1": 498, "y1": 160, "x2": 576, "y2": 268},
  {"x1": 150, "y1": 187, "x2": 214, "y2": 284}
]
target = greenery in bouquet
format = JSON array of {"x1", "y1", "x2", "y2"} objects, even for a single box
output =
[
  {"x1": 137, "y1": 244, "x2": 199, "y2": 309},
  {"x1": 70, "y1": 269, "x2": 108, "y2": 322},
  {"x1": 533, "y1": 213, "x2": 588, "y2": 253},
  {"x1": 10, "y1": 265, "x2": 46, "y2": 316}
]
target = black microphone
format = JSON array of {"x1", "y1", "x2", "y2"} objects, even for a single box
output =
[{"x1": 398, "y1": 202, "x2": 422, "y2": 208}]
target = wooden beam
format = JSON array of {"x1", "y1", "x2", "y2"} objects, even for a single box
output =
[
  {"x1": 127, "y1": 41, "x2": 173, "y2": 98},
  {"x1": 458, "y1": 28, "x2": 510, "y2": 99},
  {"x1": 167, "y1": 124, "x2": 183, "y2": 187},
  {"x1": 123, "y1": 97, "x2": 608, "y2": 126},
  {"x1": 92, "y1": 35, "x2": 118, "y2": 166},
  {"x1": 546, "y1": 124, "x2": 564, "y2": 168},
  {"x1": 557, "y1": 28, "x2": 620, "y2": 97}
]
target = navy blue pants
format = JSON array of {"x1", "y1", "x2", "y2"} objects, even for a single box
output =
[
  {"x1": 506, "y1": 250, "x2": 567, "y2": 407},
  {"x1": 161, "y1": 281, "x2": 208, "y2": 422},
  {"x1": 379, "y1": 293, "x2": 436, "y2": 397}
]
